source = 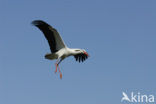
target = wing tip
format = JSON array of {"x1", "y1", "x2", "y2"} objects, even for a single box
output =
[{"x1": 31, "y1": 20, "x2": 48, "y2": 26}]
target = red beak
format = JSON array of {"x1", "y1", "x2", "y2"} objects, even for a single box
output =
[{"x1": 84, "y1": 51, "x2": 89, "y2": 56}]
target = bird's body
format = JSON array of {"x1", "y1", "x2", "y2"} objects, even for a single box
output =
[
  {"x1": 45, "y1": 47, "x2": 87, "y2": 60},
  {"x1": 45, "y1": 47, "x2": 71, "y2": 60},
  {"x1": 32, "y1": 20, "x2": 89, "y2": 79}
]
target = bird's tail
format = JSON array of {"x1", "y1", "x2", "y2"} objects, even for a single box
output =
[{"x1": 45, "y1": 53, "x2": 57, "y2": 60}]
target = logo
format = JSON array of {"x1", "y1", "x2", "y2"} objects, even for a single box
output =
[{"x1": 121, "y1": 92, "x2": 155, "y2": 103}]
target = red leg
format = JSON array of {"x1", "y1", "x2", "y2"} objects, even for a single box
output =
[
  {"x1": 60, "y1": 73, "x2": 62, "y2": 79},
  {"x1": 55, "y1": 63, "x2": 58, "y2": 73},
  {"x1": 58, "y1": 65, "x2": 61, "y2": 73},
  {"x1": 58, "y1": 66, "x2": 62, "y2": 79}
]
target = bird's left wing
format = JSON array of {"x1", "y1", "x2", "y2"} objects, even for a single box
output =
[{"x1": 32, "y1": 20, "x2": 66, "y2": 53}]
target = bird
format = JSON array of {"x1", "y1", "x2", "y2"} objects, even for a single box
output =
[{"x1": 32, "y1": 20, "x2": 89, "y2": 79}]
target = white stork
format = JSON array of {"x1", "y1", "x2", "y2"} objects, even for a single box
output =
[{"x1": 32, "y1": 20, "x2": 89, "y2": 79}]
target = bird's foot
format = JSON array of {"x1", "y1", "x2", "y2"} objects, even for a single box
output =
[
  {"x1": 58, "y1": 66, "x2": 62, "y2": 79},
  {"x1": 60, "y1": 73, "x2": 62, "y2": 79}
]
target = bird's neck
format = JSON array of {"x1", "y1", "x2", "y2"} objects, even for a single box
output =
[{"x1": 67, "y1": 48, "x2": 81, "y2": 55}]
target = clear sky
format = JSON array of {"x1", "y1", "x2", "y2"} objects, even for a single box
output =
[{"x1": 0, "y1": 0, "x2": 156, "y2": 104}]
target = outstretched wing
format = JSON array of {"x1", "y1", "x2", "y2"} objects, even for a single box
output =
[
  {"x1": 32, "y1": 20, "x2": 66, "y2": 53},
  {"x1": 74, "y1": 53, "x2": 88, "y2": 63}
]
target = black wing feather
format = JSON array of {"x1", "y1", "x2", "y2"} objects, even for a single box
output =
[
  {"x1": 32, "y1": 20, "x2": 57, "y2": 53},
  {"x1": 74, "y1": 53, "x2": 88, "y2": 63}
]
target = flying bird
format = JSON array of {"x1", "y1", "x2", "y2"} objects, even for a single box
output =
[{"x1": 32, "y1": 20, "x2": 89, "y2": 79}]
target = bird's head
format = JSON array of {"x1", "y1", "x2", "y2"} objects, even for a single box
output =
[{"x1": 73, "y1": 49, "x2": 89, "y2": 56}]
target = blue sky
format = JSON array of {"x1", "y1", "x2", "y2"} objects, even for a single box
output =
[{"x1": 0, "y1": 0, "x2": 156, "y2": 104}]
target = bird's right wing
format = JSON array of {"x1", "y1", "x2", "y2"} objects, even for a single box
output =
[
  {"x1": 32, "y1": 20, "x2": 66, "y2": 53},
  {"x1": 74, "y1": 53, "x2": 88, "y2": 62}
]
